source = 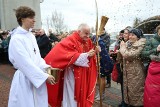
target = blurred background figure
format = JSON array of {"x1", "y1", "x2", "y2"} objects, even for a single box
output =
[
  {"x1": 48, "y1": 29, "x2": 59, "y2": 43},
  {"x1": 37, "y1": 29, "x2": 52, "y2": 58},
  {"x1": 92, "y1": 27, "x2": 113, "y2": 101},
  {"x1": 34, "y1": 29, "x2": 41, "y2": 41},
  {"x1": 110, "y1": 29, "x2": 126, "y2": 107},
  {"x1": 0, "y1": 30, "x2": 10, "y2": 64},
  {"x1": 98, "y1": 28, "x2": 112, "y2": 88}
]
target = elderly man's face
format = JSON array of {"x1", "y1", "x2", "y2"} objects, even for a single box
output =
[
  {"x1": 78, "y1": 28, "x2": 90, "y2": 41},
  {"x1": 35, "y1": 31, "x2": 40, "y2": 36},
  {"x1": 39, "y1": 30, "x2": 45, "y2": 36}
]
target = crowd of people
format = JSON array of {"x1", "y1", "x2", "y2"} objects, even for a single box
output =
[
  {"x1": 0, "y1": 22, "x2": 69, "y2": 64},
  {"x1": 0, "y1": 30, "x2": 10, "y2": 64},
  {"x1": 1, "y1": 5, "x2": 160, "y2": 107},
  {"x1": 109, "y1": 25, "x2": 160, "y2": 107}
]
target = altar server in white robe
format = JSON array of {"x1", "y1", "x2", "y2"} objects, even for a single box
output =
[{"x1": 8, "y1": 6, "x2": 55, "y2": 107}]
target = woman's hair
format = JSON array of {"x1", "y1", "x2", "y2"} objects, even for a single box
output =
[
  {"x1": 124, "y1": 26, "x2": 133, "y2": 32},
  {"x1": 15, "y1": 6, "x2": 35, "y2": 26}
]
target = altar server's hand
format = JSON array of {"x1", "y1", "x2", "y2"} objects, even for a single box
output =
[
  {"x1": 88, "y1": 49, "x2": 96, "y2": 57},
  {"x1": 47, "y1": 75, "x2": 55, "y2": 85}
]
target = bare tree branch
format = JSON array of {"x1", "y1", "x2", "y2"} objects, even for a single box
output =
[
  {"x1": 133, "y1": 17, "x2": 142, "y2": 27},
  {"x1": 48, "y1": 10, "x2": 67, "y2": 34}
]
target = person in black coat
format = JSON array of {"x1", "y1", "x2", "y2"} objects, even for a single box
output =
[
  {"x1": 37, "y1": 29, "x2": 52, "y2": 58},
  {"x1": 48, "y1": 29, "x2": 59, "y2": 43}
]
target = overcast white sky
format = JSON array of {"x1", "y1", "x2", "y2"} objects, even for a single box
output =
[{"x1": 40, "y1": 0, "x2": 160, "y2": 33}]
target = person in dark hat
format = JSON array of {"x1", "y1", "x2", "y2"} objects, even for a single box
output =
[
  {"x1": 119, "y1": 28, "x2": 146, "y2": 106},
  {"x1": 129, "y1": 28, "x2": 143, "y2": 39}
]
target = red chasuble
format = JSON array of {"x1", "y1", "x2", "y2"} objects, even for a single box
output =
[{"x1": 44, "y1": 32, "x2": 97, "y2": 107}]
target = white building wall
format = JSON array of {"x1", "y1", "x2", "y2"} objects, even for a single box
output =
[{"x1": 0, "y1": 0, "x2": 42, "y2": 30}]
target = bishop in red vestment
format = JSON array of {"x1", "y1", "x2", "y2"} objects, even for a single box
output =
[{"x1": 45, "y1": 24, "x2": 97, "y2": 107}]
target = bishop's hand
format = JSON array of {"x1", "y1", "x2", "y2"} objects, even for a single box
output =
[
  {"x1": 95, "y1": 46, "x2": 101, "y2": 52},
  {"x1": 88, "y1": 49, "x2": 96, "y2": 57}
]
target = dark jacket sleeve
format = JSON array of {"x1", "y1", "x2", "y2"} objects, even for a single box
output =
[
  {"x1": 38, "y1": 35, "x2": 50, "y2": 49},
  {"x1": 141, "y1": 38, "x2": 158, "y2": 60}
]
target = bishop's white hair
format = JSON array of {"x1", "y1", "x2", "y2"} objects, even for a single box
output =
[{"x1": 77, "y1": 23, "x2": 90, "y2": 31}]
